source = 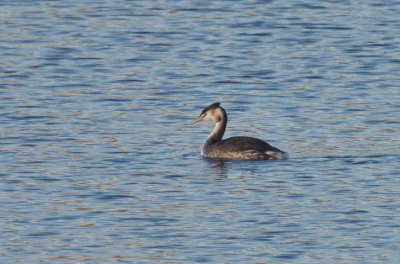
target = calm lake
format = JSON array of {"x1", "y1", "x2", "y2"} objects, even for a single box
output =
[{"x1": 1, "y1": 0, "x2": 400, "y2": 263}]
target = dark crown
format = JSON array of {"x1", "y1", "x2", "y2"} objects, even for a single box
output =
[{"x1": 201, "y1": 102, "x2": 220, "y2": 114}]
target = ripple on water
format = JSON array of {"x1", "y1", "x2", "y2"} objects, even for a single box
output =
[{"x1": 1, "y1": 0, "x2": 400, "y2": 263}]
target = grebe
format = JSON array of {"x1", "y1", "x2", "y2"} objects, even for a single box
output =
[{"x1": 191, "y1": 102, "x2": 288, "y2": 160}]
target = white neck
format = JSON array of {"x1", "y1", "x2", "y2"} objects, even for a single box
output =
[
  {"x1": 205, "y1": 107, "x2": 227, "y2": 144},
  {"x1": 207, "y1": 121, "x2": 224, "y2": 142}
]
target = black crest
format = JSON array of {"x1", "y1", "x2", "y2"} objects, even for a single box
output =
[{"x1": 201, "y1": 102, "x2": 220, "y2": 115}]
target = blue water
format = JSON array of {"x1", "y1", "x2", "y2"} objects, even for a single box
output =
[{"x1": 1, "y1": 0, "x2": 400, "y2": 263}]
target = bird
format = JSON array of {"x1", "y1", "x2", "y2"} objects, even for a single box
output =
[{"x1": 191, "y1": 102, "x2": 288, "y2": 160}]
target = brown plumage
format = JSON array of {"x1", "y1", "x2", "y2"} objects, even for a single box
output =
[{"x1": 191, "y1": 102, "x2": 288, "y2": 160}]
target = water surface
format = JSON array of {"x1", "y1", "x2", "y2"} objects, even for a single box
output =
[{"x1": 1, "y1": 0, "x2": 400, "y2": 263}]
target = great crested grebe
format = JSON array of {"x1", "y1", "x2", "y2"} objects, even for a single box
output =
[{"x1": 191, "y1": 102, "x2": 288, "y2": 160}]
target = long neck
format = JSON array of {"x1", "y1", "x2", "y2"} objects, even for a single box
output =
[{"x1": 206, "y1": 107, "x2": 227, "y2": 144}]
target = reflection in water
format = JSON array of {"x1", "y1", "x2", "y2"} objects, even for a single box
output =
[{"x1": 203, "y1": 158, "x2": 228, "y2": 179}]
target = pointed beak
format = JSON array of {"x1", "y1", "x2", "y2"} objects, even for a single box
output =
[{"x1": 190, "y1": 117, "x2": 203, "y2": 124}]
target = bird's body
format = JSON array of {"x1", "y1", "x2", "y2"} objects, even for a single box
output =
[
  {"x1": 191, "y1": 102, "x2": 288, "y2": 160},
  {"x1": 202, "y1": 136, "x2": 286, "y2": 160}
]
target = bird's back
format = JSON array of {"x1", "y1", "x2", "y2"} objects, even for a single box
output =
[{"x1": 203, "y1": 136, "x2": 286, "y2": 160}]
